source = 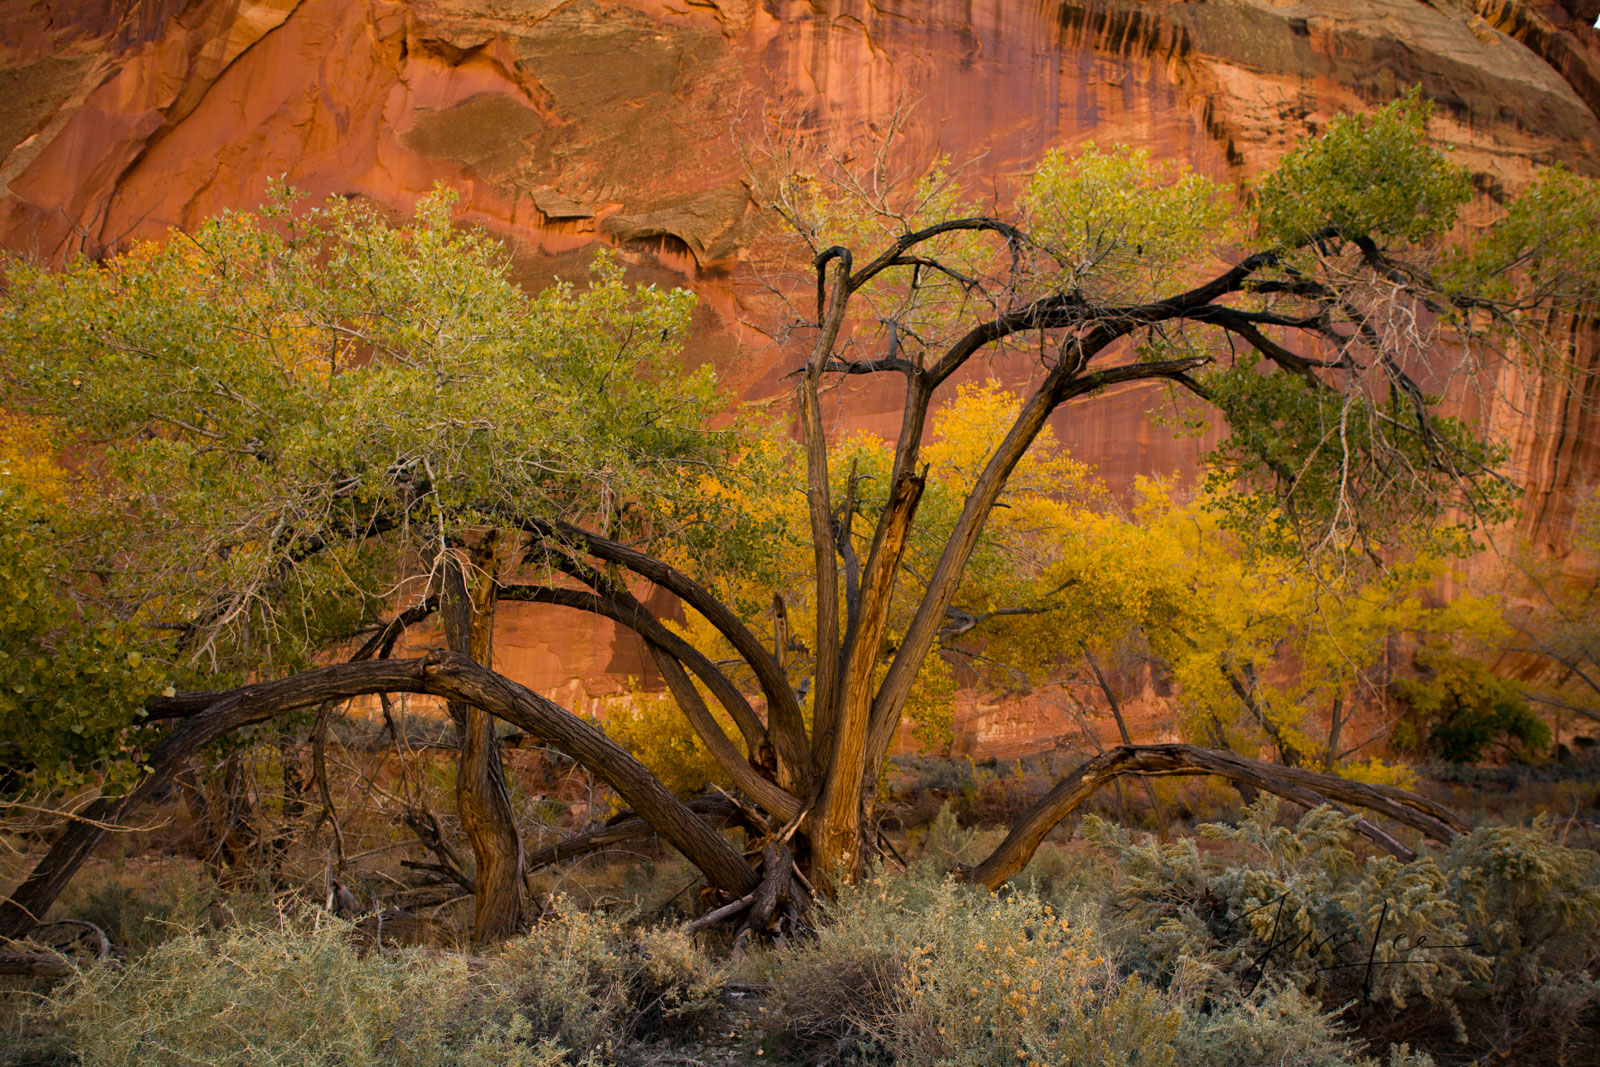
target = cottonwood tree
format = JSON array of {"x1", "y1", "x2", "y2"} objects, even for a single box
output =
[
  {"x1": 971, "y1": 476, "x2": 1512, "y2": 777},
  {"x1": 3, "y1": 95, "x2": 1598, "y2": 941},
  {"x1": 0, "y1": 189, "x2": 730, "y2": 939}
]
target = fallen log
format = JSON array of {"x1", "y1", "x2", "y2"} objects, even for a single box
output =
[{"x1": 967, "y1": 744, "x2": 1465, "y2": 890}]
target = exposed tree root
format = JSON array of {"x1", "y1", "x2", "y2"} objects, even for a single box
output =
[
  {"x1": 684, "y1": 841, "x2": 809, "y2": 948},
  {"x1": 734, "y1": 843, "x2": 795, "y2": 950}
]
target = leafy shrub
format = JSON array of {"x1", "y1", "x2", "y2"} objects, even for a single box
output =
[
  {"x1": 765, "y1": 868, "x2": 1180, "y2": 1066},
  {"x1": 1089, "y1": 799, "x2": 1600, "y2": 1062},
  {"x1": 48, "y1": 913, "x2": 481, "y2": 1066},
  {"x1": 1091, "y1": 801, "x2": 1487, "y2": 1021},
  {"x1": 762, "y1": 865, "x2": 1404, "y2": 1067},
  {"x1": 43, "y1": 902, "x2": 724, "y2": 1066},
  {"x1": 1441, "y1": 822, "x2": 1600, "y2": 1058},
  {"x1": 1172, "y1": 985, "x2": 1431, "y2": 1067},
  {"x1": 1392, "y1": 655, "x2": 1550, "y2": 763},
  {"x1": 907, "y1": 802, "x2": 984, "y2": 874},
  {"x1": 488, "y1": 899, "x2": 723, "y2": 1053},
  {"x1": 0, "y1": 484, "x2": 170, "y2": 793}
]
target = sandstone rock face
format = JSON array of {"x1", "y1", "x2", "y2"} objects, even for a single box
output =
[{"x1": 3, "y1": 0, "x2": 1598, "y2": 745}]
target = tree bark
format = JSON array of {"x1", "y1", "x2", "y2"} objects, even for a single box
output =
[
  {"x1": 442, "y1": 543, "x2": 528, "y2": 942},
  {"x1": 539, "y1": 520, "x2": 812, "y2": 791},
  {"x1": 800, "y1": 249, "x2": 852, "y2": 780},
  {"x1": 811, "y1": 467, "x2": 924, "y2": 884}
]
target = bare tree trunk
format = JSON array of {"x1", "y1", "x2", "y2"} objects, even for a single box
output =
[
  {"x1": 811, "y1": 468, "x2": 925, "y2": 885},
  {"x1": 1324, "y1": 694, "x2": 1345, "y2": 774},
  {"x1": 799, "y1": 250, "x2": 859, "y2": 783},
  {"x1": 442, "y1": 541, "x2": 527, "y2": 942}
]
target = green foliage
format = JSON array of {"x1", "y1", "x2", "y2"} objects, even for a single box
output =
[
  {"x1": 0, "y1": 185, "x2": 735, "y2": 788},
  {"x1": 0, "y1": 185, "x2": 723, "y2": 683},
  {"x1": 0, "y1": 484, "x2": 167, "y2": 791},
  {"x1": 1089, "y1": 800, "x2": 1600, "y2": 1062},
  {"x1": 1255, "y1": 91, "x2": 1471, "y2": 245},
  {"x1": 42, "y1": 902, "x2": 723, "y2": 1066},
  {"x1": 1203, "y1": 90, "x2": 1587, "y2": 553},
  {"x1": 1392, "y1": 654, "x2": 1551, "y2": 763},
  {"x1": 1020, "y1": 143, "x2": 1239, "y2": 301},
  {"x1": 1439, "y1": 164, "x2": 1600, "y2": 309},
  {"x1": 1198, "y1": 364, "x2": 1515, "y2": 559}
]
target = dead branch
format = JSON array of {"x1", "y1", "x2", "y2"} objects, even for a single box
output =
[
  {"x1": 402, "y1": 805, "x2": 476, "y2": 894},
  {"x1": 310, "y1": 702, "x2": 346, "y2": 869},
  {"x1": 524, "y1": 795, "x2": 741, "y2": 872},
  {"x1": 1, "y1": 652, "x2": 762, "y2": 941},
  {"x1": 685, "y1": 890, "x2": 759, "y2": 935},
  {"x1": 0, "y1": 951, "x2": 73, "y2": 978}
]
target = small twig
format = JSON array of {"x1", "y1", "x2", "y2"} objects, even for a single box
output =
[
  {"x1": 0, "y1": 800, "x2": 173, "y2": 834},
  {"x1": 651, "y1": 875, "x2": 704, "y2": 919}
]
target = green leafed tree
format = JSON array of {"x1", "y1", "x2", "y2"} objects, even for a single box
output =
[
  {"x1": 3, "y1": 93, "x2": 1598, "y2": 940},
  {"x1": 0, "y1": 187, "x2": 730, "y2": 939}
]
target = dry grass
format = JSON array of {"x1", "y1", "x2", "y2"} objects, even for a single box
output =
[{"x1": 3, "y1": 745, "x2": 1597, "y2": 1067}]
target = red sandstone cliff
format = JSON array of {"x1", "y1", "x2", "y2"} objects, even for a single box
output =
[{"x1": 3, "y1": 0, "x2": 1599, "y2": 744}]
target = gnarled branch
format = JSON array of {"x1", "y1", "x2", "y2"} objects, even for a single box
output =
[{"x1": 966, "y1": 743, "x2": 1465, "y2": 889}]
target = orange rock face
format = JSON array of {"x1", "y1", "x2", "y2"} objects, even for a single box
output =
[{"x1": 4, "y1": 0, "x2": 1599, "y2": 740}]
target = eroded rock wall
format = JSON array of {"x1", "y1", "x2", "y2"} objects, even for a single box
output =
[{"x1": 3, "y1": 0, "x2": 1598, "y2": 736}]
